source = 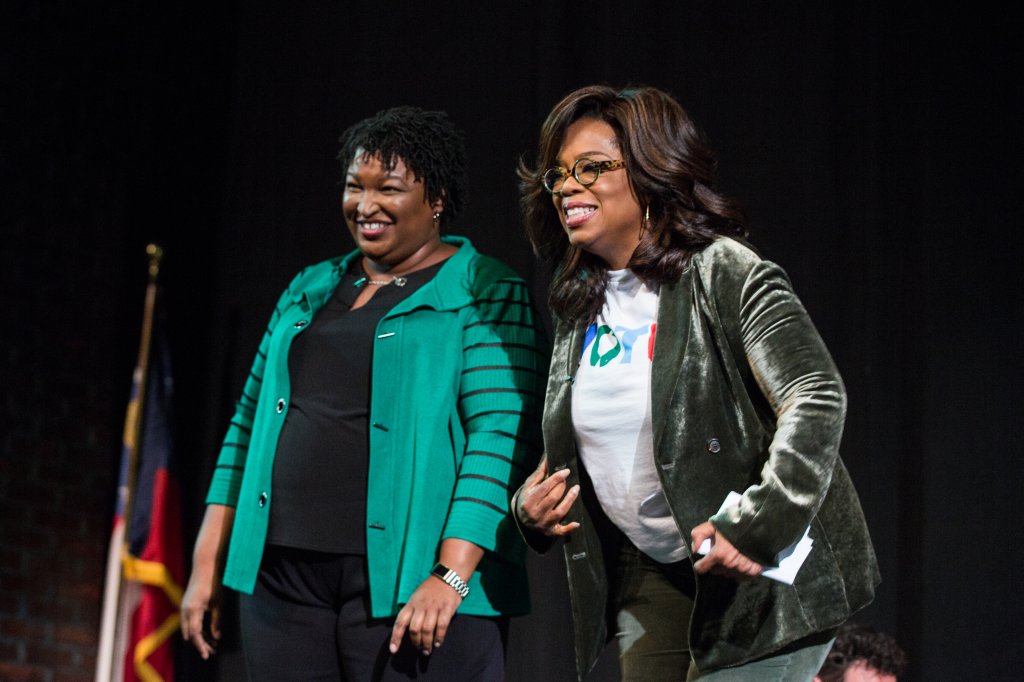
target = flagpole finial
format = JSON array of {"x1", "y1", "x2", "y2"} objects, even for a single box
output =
[{"x1": 146, "y1": 243, "x2": 164, "y2": 282}]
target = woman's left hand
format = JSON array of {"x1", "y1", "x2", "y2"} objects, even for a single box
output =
[
  {"x1": 389, "y1": 576, "x2": 462, "y2": 657},
  {"x1": 691, "y1": 521, "x2": 763, "y2": 580},
  {"x1": 389, "y1": 538, "x2": 482, "y2": 657}
]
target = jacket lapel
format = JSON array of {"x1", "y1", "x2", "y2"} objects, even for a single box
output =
[
  {"x1": 650, "y1": 269, "x2": 694, "y2": 460},
  {"x1": 543, "y1": 318, "x2": 584, "y2": 468}
]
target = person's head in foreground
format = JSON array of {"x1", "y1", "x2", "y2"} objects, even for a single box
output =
[{"x1": 815, "y1": 624, "x2": 908, "y2": 682}]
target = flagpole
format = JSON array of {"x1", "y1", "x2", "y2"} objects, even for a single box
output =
[
  {"x1": 121, "y1": 243, "x2": 163, "y2": 551},
  {"x1": 96, "y1": 243, "x2": 164, "y2": 682}
]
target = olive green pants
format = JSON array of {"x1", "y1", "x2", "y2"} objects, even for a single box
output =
[{"x1": 613, "y1": 540, "x2": 835, "y2": 681}]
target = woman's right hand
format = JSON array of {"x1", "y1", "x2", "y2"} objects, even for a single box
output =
[
  {"x1": 180, "y1": 504, "x2": 234, "y2": 659},
  {"x1": 514, "y1": 456, "x2": 581, "y2": 537},
  {"x1": 180, "y1": 557, "x2": 222, "y2": 659}
]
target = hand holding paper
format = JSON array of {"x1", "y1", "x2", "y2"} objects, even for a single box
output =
[{"x1": 695, "y1": 491, "x2": 813, "y2": 585}]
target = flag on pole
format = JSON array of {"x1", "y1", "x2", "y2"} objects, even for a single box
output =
[{"x1": 97, "y1": 245, "x2": 185, "y2": 682}]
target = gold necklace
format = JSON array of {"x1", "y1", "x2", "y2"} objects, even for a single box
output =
[{"x1": 354, "y1": 275, "x2": 407, "y2": 288}]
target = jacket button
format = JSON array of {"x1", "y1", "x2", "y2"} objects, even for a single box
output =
[
  {"x1": 258, "y1": 492, "x2": 268, "y2": 507},
  {"x1": 707, "y1": 438, "x2": 721, "y2": 453},
  {"x1": 276, "y1": 398, "x2": 286, "y2": 413},
  {"x1": 294, "y1": 320, "x2": 308, "y2": 329}
]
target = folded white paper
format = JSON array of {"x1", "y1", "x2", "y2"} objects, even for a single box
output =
[{"x1": 696, "y1": 491, "x2": 812, "y2": 585}]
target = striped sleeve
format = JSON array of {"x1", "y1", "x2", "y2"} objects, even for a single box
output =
[
  {"x1": 204, "y1": 288, "x2": 291, "y2": 507},
  {"x1": 443, "y1": 277, "x2": 548, "y2": 559}
]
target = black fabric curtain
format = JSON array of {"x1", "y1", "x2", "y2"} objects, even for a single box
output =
[{"x1": 8, "y1": 3, "x2": 1019, "y2": 680}]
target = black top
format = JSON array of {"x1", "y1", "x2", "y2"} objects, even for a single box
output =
[{"x1": 266, "y1": 259, "x2": 444, "y2": 553}]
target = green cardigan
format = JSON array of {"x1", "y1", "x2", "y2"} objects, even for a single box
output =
[
  {"x1": 530, "y1": 237, "x2": 879, "y2": 675},
  {"x1": 207, "y1": 237, "x2": 548, "y2": 617}
]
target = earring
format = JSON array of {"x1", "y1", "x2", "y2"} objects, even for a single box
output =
[
  {"x1": 432, "y1": 212, "x2": 441, "y2": 221},
  {"x1": 640, "y1": 204, "x2": 650, "y2": 237}
]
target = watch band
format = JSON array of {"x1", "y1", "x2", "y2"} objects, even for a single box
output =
[{"x1": 431, "y1": 562, "x2": 470, "y2": 599}]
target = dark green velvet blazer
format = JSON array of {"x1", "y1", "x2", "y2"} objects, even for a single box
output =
[{"x1": 532, "y1": 237, "x2": 880, "y2": 677}]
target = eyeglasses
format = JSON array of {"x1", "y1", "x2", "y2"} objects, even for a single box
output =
[{"x1": 542, "y1": 158, "x2": 626, "y2": 195}]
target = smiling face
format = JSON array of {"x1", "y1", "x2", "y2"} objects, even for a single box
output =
[
  {"x1": 551, "y1": 118, "x2": 643, "y2": 270},
  {"x1": 342, "y1": 150, "x2": 445, "y2": 273}
]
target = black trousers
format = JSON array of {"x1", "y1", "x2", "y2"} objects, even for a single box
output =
[{"x1": 239, "y1": 546, "x2": 507, "y2": 681}]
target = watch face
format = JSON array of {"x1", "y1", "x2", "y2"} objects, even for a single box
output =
[{"x1": 431, "y1": 563, "x2": 468, "y2": 597}]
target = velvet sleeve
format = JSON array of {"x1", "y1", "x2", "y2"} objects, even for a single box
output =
[{"x1": 709, "y1": 258, "x2": 847, "y2": 565}]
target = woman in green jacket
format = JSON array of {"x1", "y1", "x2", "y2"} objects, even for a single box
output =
[
  {"x1": 515, "y1": 85, "x2": 878, "y2": 680},
  {"x1": 181, "y1": 106, "x2": 547, "y2": 680}
]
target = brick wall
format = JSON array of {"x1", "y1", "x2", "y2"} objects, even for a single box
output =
[
  {"x1": 2, "y1": 3, "x2": 229, "y2": 678},
  {"x1": 0, "y1": 220, "x2": 132, "y2": 679},
  {"x1": 1, "y1": 9, "x2": 139, "y2": 662}
]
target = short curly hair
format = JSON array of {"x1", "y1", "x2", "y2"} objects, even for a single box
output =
[
  {"x1": 337, "y1": 106, "x2": 468, "y2": 228},
  {"x1": 817, "y1": 624, "x2": 907, "y2": 681}
]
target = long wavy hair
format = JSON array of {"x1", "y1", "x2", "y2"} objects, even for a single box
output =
[{"x1": 518, "y1": 85, "x2": 748, "y2": 323}]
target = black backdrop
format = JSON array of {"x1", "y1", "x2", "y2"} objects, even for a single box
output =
[{"x1": 6, "y1": 2, "x2": 1021, "y2": 680}]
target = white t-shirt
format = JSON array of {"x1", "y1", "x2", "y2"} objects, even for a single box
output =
[{"x1": 571, "y1": 269, "x2": 689, "y2": 563}]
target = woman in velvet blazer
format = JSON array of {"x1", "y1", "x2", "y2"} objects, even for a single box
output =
[{"x1": 514, "y1": 85, "x2": 879, "y2": 681}]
